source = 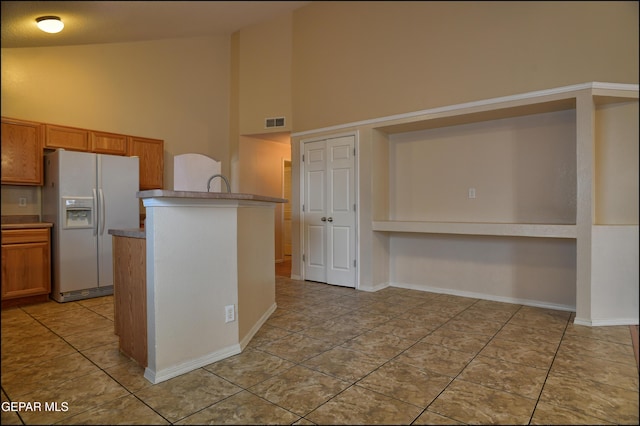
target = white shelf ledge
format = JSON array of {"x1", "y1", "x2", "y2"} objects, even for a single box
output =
[
  {"x1": 293, "y1": 82, "x2": 638, "y2": 138},
  {"x1": 372, "y1": 221, "x2": 577, "y2": 239}
]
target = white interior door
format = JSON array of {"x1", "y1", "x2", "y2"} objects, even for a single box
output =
[{"x1": 303, "y1": 135, "x2": 356, "y2": 287}]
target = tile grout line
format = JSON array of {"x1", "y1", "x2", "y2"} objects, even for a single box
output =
[{"x1": 15, "y1": 301, "x2": 175, "y2": 425}]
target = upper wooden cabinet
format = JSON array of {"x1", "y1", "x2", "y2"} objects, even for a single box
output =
[
  {"x1": 128, "y1": 136, "x2": 164, "y2": 190},
  {"x1": 45, "y1": 124, "x2": 90, "y2": 151},
  {"x1": 1, "y1": 118, "x2": 44, "y2": 185},
  {"x1": 91, "y1": 131, "x2": 128, "y2": 155},
  {"x1": 45, "y1": 125, "x2": 127, "y2": 155},
  {"x1": 2, "y1": 117, "x2": 164, "y2": 190}
]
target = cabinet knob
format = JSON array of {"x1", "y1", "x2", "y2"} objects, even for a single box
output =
[{"x1": 321, "y1": 217, "x2": 327, "y2": 222}]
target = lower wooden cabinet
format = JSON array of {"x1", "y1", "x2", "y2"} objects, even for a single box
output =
[
  {"x1": 1, "y1": 227, "x2": 51, "y2": 308},
  {"x1": 112, "y1": 235, "x2": 147, "y2": 367}
]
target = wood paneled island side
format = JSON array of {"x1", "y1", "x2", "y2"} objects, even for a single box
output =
[{"x1": 108, "y1": 228, "x2": 147, "y2": 367}]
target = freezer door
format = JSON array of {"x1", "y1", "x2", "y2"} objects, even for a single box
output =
[{"x1": 97, "y1": 154, "x2": 140, "y2": 287}]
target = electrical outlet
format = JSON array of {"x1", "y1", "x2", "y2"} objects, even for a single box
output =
[
  {"x1": 468, "y1": 188, "x2": 476, "y2": 199},
  {"x1": 225, "y1": 305, "x2": 235, "y2": 323},
  {"x1": 19, "y1": 197, "x2": 27, "y2": 207}
]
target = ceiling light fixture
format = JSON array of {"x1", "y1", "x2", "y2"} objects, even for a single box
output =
[{"x1": 36, "y1": 16, "x2": 64, "y2": 34}]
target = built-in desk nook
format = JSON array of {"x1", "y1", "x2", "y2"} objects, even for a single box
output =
[
  {"x1": 294, "y1": 81, "x2": 638, "y2": 327},
  {"x1": 110, "y1": 190, "x2": 286, "y2": 384}
]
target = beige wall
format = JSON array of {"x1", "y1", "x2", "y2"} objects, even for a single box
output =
[
  {"x1": 389, "y1": 109, "x2": 577, "y2": 224},
  {"x1": 390, "y1": 234, "x2": 577, "y2": 308},
  {"x1": 237, "y1": 13, "x2": 293, "y2": 136},
  {"x1": 230, "y1": 11, "x2": 294, "y2": 237},
  {"x1": 1, "y1": 36, "x2": 231, "y2": 187},
  {"x1": 291, "y1": 1, "x2": 639, "y2": 132},
  {"x1": 594, "y1": 101, "x2": 639, "y2": 224}
]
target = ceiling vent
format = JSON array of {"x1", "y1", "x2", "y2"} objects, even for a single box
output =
[{"x1": 265, "y1": 117, "x2": 286, "y2": 129}]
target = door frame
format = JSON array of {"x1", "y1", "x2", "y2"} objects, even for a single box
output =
[
  {"x1": 299, "y1": 130, "x2": 359, "y2": 288},
  {"x1": 282, "y1": 158, "x2": 292, "y2": 258}
]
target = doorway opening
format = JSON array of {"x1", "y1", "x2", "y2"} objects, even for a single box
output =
[
  {"x1": 283, "y1": 159, "x2": 292, "y2": 257},
  {"x1": 278, "y1": 159, "x2": 292, "y2": 277}
]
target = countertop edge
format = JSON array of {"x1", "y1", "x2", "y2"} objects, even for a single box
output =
[
  {"x1": 1, "y1": 223, "x2": 53, "y2": 230},
  {"x1": 137, "y1": 190, "x2": 287, "y2": 204},
  {"x1": 108, "y1": 228, "x2": 146, "y2": 239}
]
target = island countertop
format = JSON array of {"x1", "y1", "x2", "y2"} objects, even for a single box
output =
[
  {"x1": 1, "y1": 222, "x2": 53, "y2": 230},
  {"x1": 108, "y1": 228, "x2": 146, "y2": 239},
  {"x1": 137, "y1": 190, "x2": 287, "y2": 204}
]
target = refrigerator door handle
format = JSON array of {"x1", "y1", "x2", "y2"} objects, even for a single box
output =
[
  {"x1": 92, "y1": 188, "x2": 98, "y2": 236},
  {"x1": 99, "y1": 188, "x2": 106, "y2": 235}
]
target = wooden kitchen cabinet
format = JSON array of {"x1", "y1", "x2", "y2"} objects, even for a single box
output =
[
  {"x1": 47, "y1": 126, "x2": 128, "y2": 156},
  {"x1": 4, "y1": 115, "x2": 164, "y2": 190},
  {"x1": 112, "y1": 234, "x2": 147, "y2": 367},
  {"x1": 45, "y1": 124, "x2": 90, "y2": 151},
  {"x1": 127, "y1": 136, "x2": 164, "y2": 190},
  {"x1": 90, "y1": 131, "x2": 128, "y2": 155},
  {"x1": 1, "y1": 117, "x2": 44, "y2": 185},
  {"x1": 1, "y1": 227, "x2": 51, "y2": 308}
]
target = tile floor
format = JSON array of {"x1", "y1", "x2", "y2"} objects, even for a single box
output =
[{"x1": 1, "y1": 275, "x2": 638, "y2": 425}]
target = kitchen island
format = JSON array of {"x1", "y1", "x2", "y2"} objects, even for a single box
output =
[{"x1": 113, "y1": 190, "x2": 286, "y2": 384}]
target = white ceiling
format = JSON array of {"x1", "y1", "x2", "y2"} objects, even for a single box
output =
[{"x1": 1, "y1": 1, "x2": 311, "y2": 48}]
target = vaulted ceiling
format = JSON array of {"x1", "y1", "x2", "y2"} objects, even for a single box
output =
[{"x1": 1, "y1": 1, "x2": 311, "y2": 48}]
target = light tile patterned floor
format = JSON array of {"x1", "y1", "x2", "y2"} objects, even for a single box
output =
[{"x1": 1, "y1": 276, "x2": 638, "y2": 425}]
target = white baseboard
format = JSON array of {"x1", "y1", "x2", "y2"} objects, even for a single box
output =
[
  {"x1": 144, "y1": 343, "x2": 241, "y2": 384},
  {"x1": 573, "y1": 317, "x2": 639, "y2": 327},
  {"x1": 240, "y1": 303, "x2": 277, "y2": 350},
  {"x1": 389, "y1": 281, "x2": 576, "y2": 312}
]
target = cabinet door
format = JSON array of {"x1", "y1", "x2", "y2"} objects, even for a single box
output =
[
  {"x1": 1, "y1": 118, "x2": 44, "y2": 185},
  {"x1": 127, "y1": 136, "x2": 164, "y2": 190},
  {"x1": 1, "y1": 239, "x2": 51, "y2": 300},
  {"x1": 91, "y1": 131, "x2": 128, "y2": 155},
  {"x1": 45, "y1": 124, "x2": 90, "y2": 151}
]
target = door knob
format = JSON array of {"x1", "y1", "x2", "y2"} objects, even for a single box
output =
[
  {"x1": 327, "y1": 217, "x2": 333, "y2": 222},
  {"x1": 321, "y1": 217, "x2": 327, "y2": 222}
]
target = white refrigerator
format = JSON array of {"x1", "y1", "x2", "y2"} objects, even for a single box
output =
[{"x1": 43, "y1": 150, "x2": 140, "y2": 302}]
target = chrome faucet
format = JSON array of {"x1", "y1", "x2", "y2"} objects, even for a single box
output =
[{"x1": 207, "y1": 174, "x2": 231, "y2": 193}]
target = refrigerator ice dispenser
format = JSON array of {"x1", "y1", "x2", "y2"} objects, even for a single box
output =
[{"x1": 63, "y1": 197, "x2": 93, "y2": 229}]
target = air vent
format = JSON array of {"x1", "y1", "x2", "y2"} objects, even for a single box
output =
[{"x1": 265, "y1": 116, "x2": 286, "y2": 128}]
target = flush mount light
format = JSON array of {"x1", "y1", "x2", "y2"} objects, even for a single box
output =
[{"x1": 36, "y1": 16, "x2": 64, "y2": 34}]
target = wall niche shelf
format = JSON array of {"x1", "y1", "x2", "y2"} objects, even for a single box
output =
[
  {"x1": 371, "y1": 221, "x2": 577, "y2": 239},
  {"x1": 366, "y1": 82, "x2": 638, "y2": 325}
]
